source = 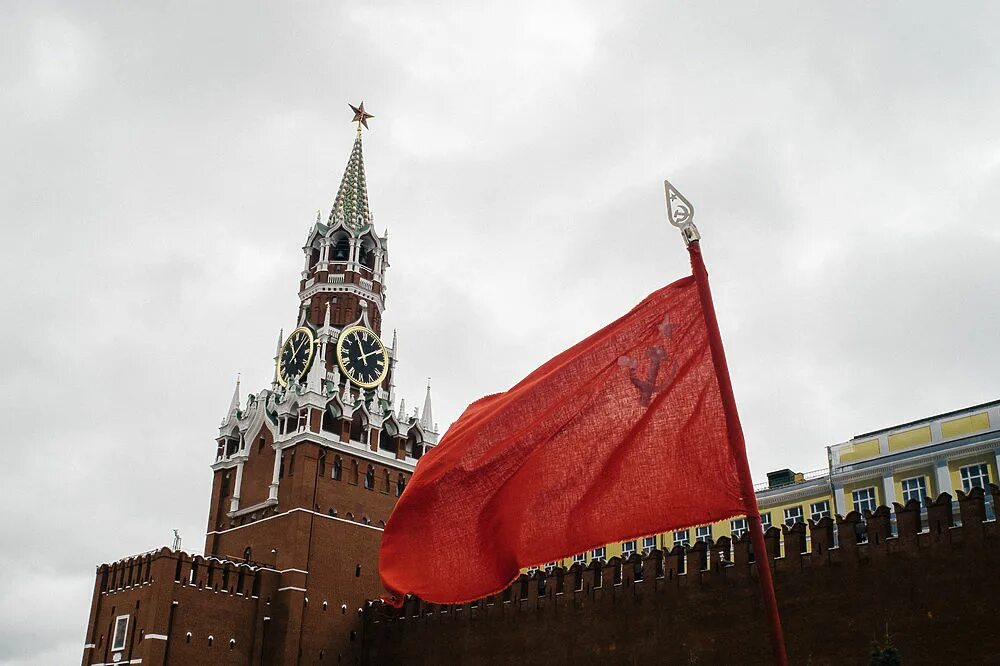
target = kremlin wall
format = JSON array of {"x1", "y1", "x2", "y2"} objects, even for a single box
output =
[{"x1": 362, "y1": 487, "x2": 1000, "y2": 664}]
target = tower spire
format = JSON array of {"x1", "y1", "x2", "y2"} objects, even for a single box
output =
[
  {"x1": 272, "y1": 328, "x2": 284, "y2": 387},
  {"x1": 330, "y1": 102, "x2": 374, "y2": 231},
  {"x1": 223, "y1": 373, "x2": 241, "y2": 424},
  {"x1": 420, "y1": 378, "x2": 434, "y2": 431}
]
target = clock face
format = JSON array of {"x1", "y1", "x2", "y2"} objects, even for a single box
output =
[
  {"x1": 336, "y1": 325, "x2": 388, "y2": 389},
  {"x1": 277, "y1": 327, "x2": 315, "y2": 387}
]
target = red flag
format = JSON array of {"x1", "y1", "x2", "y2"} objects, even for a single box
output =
[{"x1": 380, "y1": 255, "x2": 753, "y2": 604}]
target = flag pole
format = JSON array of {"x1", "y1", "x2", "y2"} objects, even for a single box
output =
[{"x1": 664, "y1": 181, "x2": 789, "y2": 666}]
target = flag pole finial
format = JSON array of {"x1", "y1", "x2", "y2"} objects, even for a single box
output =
[{"x1": 663, "y1": 179, "x2": 700, "y2": 245}]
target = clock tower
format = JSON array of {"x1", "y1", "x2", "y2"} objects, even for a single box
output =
[{"x1": 81, "y1": 104, "x2": 440, "y2": 666}]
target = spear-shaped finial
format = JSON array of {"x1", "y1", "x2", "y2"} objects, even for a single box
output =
[{"x1": 663, "y1": 179, "x2": 700, "y2": 245}]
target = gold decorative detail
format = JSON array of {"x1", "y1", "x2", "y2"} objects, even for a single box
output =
[
  {"x1": 277, "y1": 326, "x2": 316, "y2": 387},
  {"x1": 336, "y1": 325, "x2": 388, "y2": 389}
]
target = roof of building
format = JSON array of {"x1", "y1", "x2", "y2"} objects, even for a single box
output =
[
  {"x1": 853, "y1": 398, "x2": 1000, "y2": 440},
  {"x1": 328, "y1": 129, "x2": 372, "y2": 231}
]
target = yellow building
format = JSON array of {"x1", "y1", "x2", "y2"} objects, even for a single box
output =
[{"x1": 529, "y1": 399, "x2": 999, "y2": 572}]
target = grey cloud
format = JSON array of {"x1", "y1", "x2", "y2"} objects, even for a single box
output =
[{"x1": 2, "y1": 1, "x2": 999, "y2": 662}]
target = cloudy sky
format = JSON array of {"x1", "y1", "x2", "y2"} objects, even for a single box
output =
[{"x1": 2, "y1": 1, "x2": 999, "y2": 662}]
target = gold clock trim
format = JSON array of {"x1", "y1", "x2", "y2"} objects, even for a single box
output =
[
  {"x1": 277, "y1": 326, "x2": 316, "y2": 387},
  {"x1": 336, "y1": 325, "x2": 389, "y2": 389}
]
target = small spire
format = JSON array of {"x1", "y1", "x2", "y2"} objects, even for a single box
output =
[
  {"x1": 397, "y1": 398, "x2": 406, "y2": 421},
  {"x1": 391, "y1": 328, "x2": 398, "y2": 355},
  {"x1": 225, "y1": 374, "x2": 241, "y2": 422},
  {"x1": 272, "y1": 328, "x2": 284, "y2": 386},
  {"x1": 420, "y1": 379, "x2": 434, "y2": 431},
  {"x1": 323, "y1": 301, "x2": 332, "y2": 329}
]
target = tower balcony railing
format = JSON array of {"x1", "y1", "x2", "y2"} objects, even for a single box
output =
[
  {"x1": 327, "y1": 274, "x2": 346, "y2": 284},
  {"x1": 358, "y1": 277, "x2": 374, "y2": 291}
]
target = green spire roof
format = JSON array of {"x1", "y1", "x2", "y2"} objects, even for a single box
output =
[{"x1": 329, "y1": 129, "x2": 372, "y2": 231}]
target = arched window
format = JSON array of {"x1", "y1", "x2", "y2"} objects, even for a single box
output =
[
  {"x1": 308, "y1": 245, "x2": 320, "y2": 270},
  {"x1": 364, "y1": 465, "x2": 375, "y2": 490},
  {"x1": 396, "y1": 474, "x2": 406, "y2": 497},
  {"x1": 317, "y1": 450, "x2": 326, "y2": 478},
  {"x1": 406, "y1": 430, "x2": 423, "y2": 459},
  {"x1": 350, "y1": 410, "x2": 368, "y2": 444},
  {"x1": 359, "y1": 238, "x2": 376, "y2": 270},
  {"x1": 243, "y1": 547, "x2": 251, "y2": 563},
  {"x1": 351, "y1": 460, "x2": 359, "y2": 484},
  {"x1": 331, "y1": 233, "x2": 350, "y2": 261},
  {"x1": 332, "y1": 456, "x2": 342, "y2": 481},
  {"x1": 378, "y1": 427, "x2": 396, "y2": 453},
  {"x1": 322, "y1": 402, "x2": 342, "y2": 434}
]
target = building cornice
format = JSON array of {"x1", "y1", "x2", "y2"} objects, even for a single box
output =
[
  {"x1": 205, "y1": 506, "x2": 385, "y2": 537},
  {"x1": 276, "y1": 430, "x2": 417, "y2": 472},
  {"x1": 831, "y1": 432, "x2": 1000, "y2": 485}
]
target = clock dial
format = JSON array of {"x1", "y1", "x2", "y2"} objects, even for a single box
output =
[
  {"x1": 336, "y1": 325, "x2": 388, "y2": 389},
  {"x1": 277, "y1": 327, "x2": 315, "y2": 387}
]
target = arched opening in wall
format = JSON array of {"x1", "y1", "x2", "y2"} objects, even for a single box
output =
[
  {"x1": 350, "y1": 410, "x2": 368, "y2": 444},
  {"x1": 406, "y1": 430, "x2": 423, "y2": 459},
  {"x1": 322, "y1": 404, "x2": 342, "y2": 433},
  {"x1": 359, "y1": 235, "x2": 377, "y2": 270},
  {"x1": 331, "y1": 231, "x2": 350, "y2": 262},
  {"x1": 243, "y1": 547, "x2": 252, "y2": 563},
  {"x1": 364, "y1": 465, "x2": 375, "y2": 490},
  {"x1": 308, "y1": 243, "x2": 321, "y2": 270},
  {"x1": 351, "y1": 460, "x2": 359, "y2": 484},
  {"x1": 396, "y1": 474, "x2": 406, "y2": 497},
  {"x1": 332, "y1": 455, "x2": 342, "y2": 480},
  {"x1": 378, "y1": 422, "x2": 397, "y2": 453},
  {"x1": 317, "y1": 450, "x2": 327, "y2": 477},
  {"x1": 382, "y1": 469, "x2": 391, "y2": 493}
]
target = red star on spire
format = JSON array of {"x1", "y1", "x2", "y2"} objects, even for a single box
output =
[{"x1": 349, "y1": 102, "x2": 374, "y2": 130}]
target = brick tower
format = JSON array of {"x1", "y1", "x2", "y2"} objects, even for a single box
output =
[{"x1": 82, "y1": 104, "x2": 439, "y2": 666}]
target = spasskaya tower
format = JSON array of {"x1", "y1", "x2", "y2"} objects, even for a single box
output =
[{"x1": 81, "y1": 103, "x2": 440, "y2": 666}]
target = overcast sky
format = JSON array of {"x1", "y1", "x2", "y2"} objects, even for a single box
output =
[{"x1": 2, "y1": 1, "x2": 999, "y2": 663}]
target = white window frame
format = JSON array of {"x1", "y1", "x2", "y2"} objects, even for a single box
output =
[
  {"x1": 760, "y1": 513, "x2": 772, "y2": 529},
  {"x1": 901, "y1": 476, "x2": 928, "y2": 504},
  {"x1": 783, "y1": 506, "x2": 804, "y2": 527},
  {"x1": 111, "y1": 614, "x2": 129, "y2": 652},
  {"x1": 591, "y1": 546, "x2": 606, "y2": 561},
  {"x1": 852, "y1": 487, "x2": 878, "y2": 515},
  {"x1": 621, "y1": 540, "x2": 636, "y2": 556},
  {"x1": 695, "y1": 525, "x2": 712, "y2": 543},
  {"x1": 960, "y1": 463, "x2": 990, "y2": 492},
  {"x1": 730, "y1": 518, "x2": 748, "y2": 539},
  {"x1": 572, "y1": 553, "x2": 586, "y2": 564},
  {"x1": 525, "y1": 565, "x2": 539, "y2": 575},
  {"x1": 642, "y1": 536, "x2": 657, "y2": 554},
  {"x1": 809, "y1": 501, "x2": 830, "y2": 522},
  {"x1": 672, "y1": 530, "x2": 690, "y2": 547}
]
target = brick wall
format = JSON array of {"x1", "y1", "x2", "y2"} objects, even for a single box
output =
[{"x1": 363, "y1": 487, "x2": 1000, "y2": 664}]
